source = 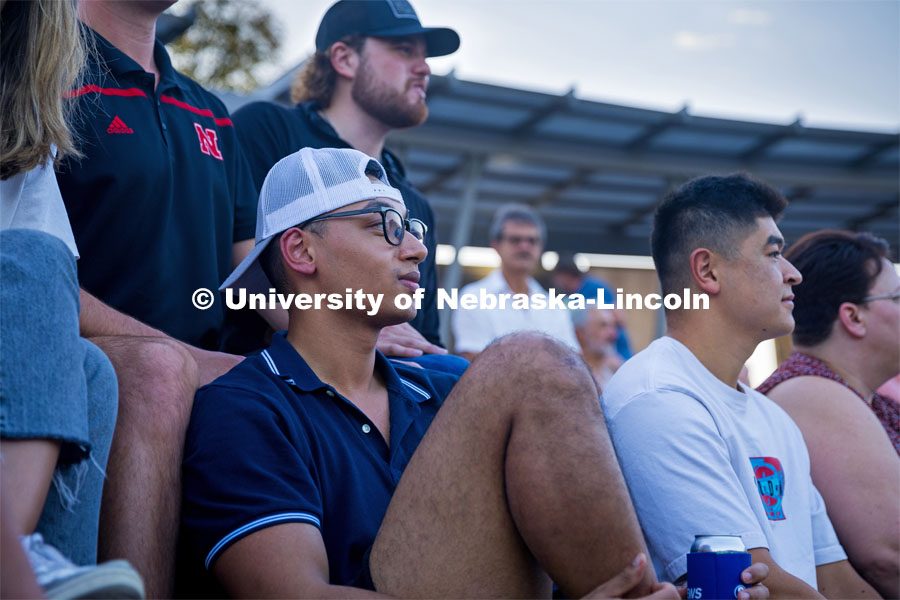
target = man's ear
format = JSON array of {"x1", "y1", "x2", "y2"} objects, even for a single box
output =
[
  {"x1": 836, "y1": 301, "x2": 866, "y2": 339},
  {"x1": 280, "y1": 228, "x2": 316, "y2": 277},
  {"x1": 689, "y1": 247, "x2": 721, "y2": 295},
  {"x1": 329, "y1": 41, "x2": 361, "y2": 80}
]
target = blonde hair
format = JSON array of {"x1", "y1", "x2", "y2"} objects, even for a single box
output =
[
  {"x1": 290, "y1": 35, "x2": 365, "y2": 107},
  {"x1": 1, "y1": 0, "x2": 84, "y2": 180}
]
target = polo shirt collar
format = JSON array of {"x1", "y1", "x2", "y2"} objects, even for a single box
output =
[
  {"x1": 299, "y1": 101, "x2": 406, "y2": 179},
  {"x1": 261, "y1": 332, "x2": 430, "y2": 404},
  {"x1": 85, "y1": 25, "x2": 178, "y2": 88},
  {"x1": 300, "y1": 101, "x2": 342, "y2": 144},
  {"x1": 485, "y1": 269, "x2": 544, "y2": 296}
]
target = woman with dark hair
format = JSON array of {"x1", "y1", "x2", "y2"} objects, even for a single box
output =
[{"x1": 758, "y1": 229, "x2": 899, "y2": 599}]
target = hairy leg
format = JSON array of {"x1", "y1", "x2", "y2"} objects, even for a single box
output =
[
  {"x1": 371, "y1": 332, "x2": 653, "y2": 598},
  {"x1": 91, "y1": 336, "x2": 198, "y2": 598}
]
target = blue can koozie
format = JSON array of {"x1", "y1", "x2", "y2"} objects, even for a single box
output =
[{"x1": 687, "y1": 550, "x2": 751, "y2": 599}]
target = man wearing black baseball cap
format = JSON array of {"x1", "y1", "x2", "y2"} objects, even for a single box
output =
[
  {"x1": 315, "y1": 0, "x2": 459, "y2": 57},
  {"x1": 231, "y1": 1, "x2": 460, "y2": 368}
]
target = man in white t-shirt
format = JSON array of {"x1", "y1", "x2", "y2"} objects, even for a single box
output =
[
  {"x1": 601, "y1": 173, "x2": 878, "y2": 598},
  {"x1": 451, "y1": 203, "x2": 579, "y2": 360}
]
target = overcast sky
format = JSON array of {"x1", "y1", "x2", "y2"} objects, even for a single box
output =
[{"x1": 254, "y1": 0, "x2": 899, "y2": 133}]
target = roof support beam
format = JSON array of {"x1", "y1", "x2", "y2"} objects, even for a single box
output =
[
  {"x1": 533, "y1": 168, "x2": 595, "y2": 207},
  {"x1": 389, "y1": 125, "x2": 899, "y2": 194},
  {"x1": 440, "y1": 154, "x2": 485, "y2": 345},
  {"x1": 421, "y1": 160, "x2": 468, "y2": 194},
  {"x1": 850, "y1": 139, "x2": 897, "y2": 169},
  {"x1": 848, "y1": 195, "x2": 900, "y2": 230},
  {"x1": 740, "y1": 117, "x2": 803, "y2": 161},
  {"x1": 625, "y1": 105, "x2": 690, "y2": 152},
  {"x1": 510, "y1": 88, "x2": 576, "y2": 138}
]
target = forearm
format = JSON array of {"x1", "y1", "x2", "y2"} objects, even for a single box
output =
[
  {"x1": 748, "y1": 549, "x2": 823, "y2": 599},
  {"x1": 79, "y1": 288, "x2": 167, "y2": 338},
  {"x1": 817, "y1": 561, "x2": 882, "y2": 599},
  {"x1": 81, "y1": 289, "x2": 203, "y2": 367}
]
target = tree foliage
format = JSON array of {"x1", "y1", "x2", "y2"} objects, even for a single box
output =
[{"x1": 167, "y1": 0, "x2": 281, "y2": 92}]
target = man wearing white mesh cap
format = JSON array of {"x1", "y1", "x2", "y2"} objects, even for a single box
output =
[{"x1": 179, "y1": 148, "x2": 767, "y2": 599}]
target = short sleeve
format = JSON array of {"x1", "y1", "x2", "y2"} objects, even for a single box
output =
[
  {"x1": 808, "y1": 479, "x2": 847, "y2": 566},
  {"x1": 1, "y1": 151, "x2": 79, "y2": 258},
  {"x1": 181, "y1": 384, "x2": 324, "y2": 570},
  {"x1": 607, "y1": 391, "x2": 768, "y2": 582},
  {"x1": 232, "y1": 102, "x2": 294, "y2": 195}
]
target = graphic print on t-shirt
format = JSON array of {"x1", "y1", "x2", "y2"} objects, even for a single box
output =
[{"x1": 750, "y1": 456, "x2": 785, "y2": 520}]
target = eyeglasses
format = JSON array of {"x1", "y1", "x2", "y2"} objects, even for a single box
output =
[
  {"x1": 299, "y1": 206, "x2": 427, "y2": 246},
  {"x1": 500, "y1": 235, "x2": 541, "y2": 246},
  {"x1": 861, "y1": 291, "x2": 900, "y2": 304}
]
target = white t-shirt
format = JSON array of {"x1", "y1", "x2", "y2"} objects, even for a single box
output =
[
  {"x1": 450, "y1": 269, "x2": 580, "y2": 354},
  {"x1": 601, "y1": 336, "x2": 846, "y2": 588},
  {"x1": 0, "y1": 150, "x2": 78, "y2": 257}
]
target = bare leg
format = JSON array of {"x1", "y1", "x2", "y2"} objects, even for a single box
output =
[
  {"x1": 90, "y1": 336, "x2": 197, "y2": 598},
  {"x1": 371, "y1": 332, "x2": 654, "y2": 599},
  {"x1": 1, "y1": 477, "x2": 44, "y2": 599},
  {"x1": 0, "y1": 440, "x2": 60, "y2": 533}
]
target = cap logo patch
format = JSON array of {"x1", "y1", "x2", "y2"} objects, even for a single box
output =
[{"x1": 386, "y1": 0, "x2": 418, "y2": 20}]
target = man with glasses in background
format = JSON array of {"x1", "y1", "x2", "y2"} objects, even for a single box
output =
[{"x1": 451, "y1": 203, "x2": 580, "y2": 361}]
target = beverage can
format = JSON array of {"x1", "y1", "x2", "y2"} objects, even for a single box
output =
[{"x1": 686, "y1": 535, "x2": 751, "y2": 600}]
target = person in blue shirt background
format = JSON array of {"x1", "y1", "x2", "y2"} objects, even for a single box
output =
[{"x1": 552, "y1": 252, "x2": 634, "y2": 359}]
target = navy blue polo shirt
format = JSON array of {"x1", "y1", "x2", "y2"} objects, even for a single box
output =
[
  {"x1": 230, "y1": 101, "x2": 441, "y2": 347},
  {"x1": 180, "y1": 332, "x2": 458, "y2": 592},
  {"x1": 57, "y1": 27, "x2": 257, "y2": 350}
]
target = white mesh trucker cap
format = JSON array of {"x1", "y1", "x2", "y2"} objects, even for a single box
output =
[{"x1": 219, "y1": 147, "x2": 404, "y2": 294}]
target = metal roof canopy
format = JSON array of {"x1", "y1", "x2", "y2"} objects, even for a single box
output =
[{"x1": 230, "y1": 69, "x2": 899, "y2": 261}]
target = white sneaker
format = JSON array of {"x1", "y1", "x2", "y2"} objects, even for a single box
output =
[{"x1": 20, "y1": 533, "x2": 145, "y2": 599}]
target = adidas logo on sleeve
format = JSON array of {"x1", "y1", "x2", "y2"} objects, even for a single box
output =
[{"x1": 106, "y1": 116, "x2": 134, "y2": 134}]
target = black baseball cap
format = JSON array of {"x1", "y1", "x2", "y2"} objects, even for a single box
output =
[{"x1": 315, "y1": 0, "x2": 460, "y2": 57}]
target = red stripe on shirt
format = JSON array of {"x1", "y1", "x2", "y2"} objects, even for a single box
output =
[
  {"x1": 64, "y1": 85, "x2": 147, "y2": 98},
  {"x1": 160, "y1": 95, "x2": 233, "y2": 126}
]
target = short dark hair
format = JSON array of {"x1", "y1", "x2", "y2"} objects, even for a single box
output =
[
  {"x1": 259, "y1": 222, "x2": 329, "y2": 295},
  {"x1": 259, "y1": 232, "x2": 289, "y2": 295},
  {"x1": 651, "y1": 173, "x2": 788, "y2": 294},
  {"x1": 553, "y1": 252, "x2": 583, "y2": 277},
  {"x1": 786, "y1": 230, "x2": 891, "y2": 346}
]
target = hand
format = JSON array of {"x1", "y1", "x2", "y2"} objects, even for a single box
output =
[
  {"x1": 376, "y1": 323, "x2": 447, "y2": 358},
  {"x1": 187, "y1": 346, "x2": 244, "y2": 387},
  {"x1": 582, "y1": 554, "x2": 680, "y2": 599},
  {"x1": 737, "y1": 562, "x2": 769, "y2": 599}
]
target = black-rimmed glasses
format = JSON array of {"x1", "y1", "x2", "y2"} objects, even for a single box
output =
[{"x1": 299, "y1": 207, "x2": 427, "y2": 246}]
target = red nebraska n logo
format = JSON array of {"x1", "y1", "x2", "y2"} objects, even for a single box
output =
[{"x1": 193, "y1": 123, "x2": 223, "y2": 160}]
